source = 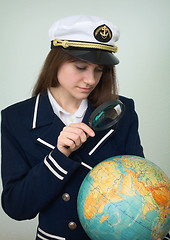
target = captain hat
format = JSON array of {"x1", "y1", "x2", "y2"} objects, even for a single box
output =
[{"x1": 49, "y1": 15, "x2": 120, "y2": 66}]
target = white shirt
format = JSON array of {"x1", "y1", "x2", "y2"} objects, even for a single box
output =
[{"x1": 47, "y1": 89, "x2": 88, "y2": 126}]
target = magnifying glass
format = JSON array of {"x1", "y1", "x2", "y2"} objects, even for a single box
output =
[
  {"x1": 64, "y1": 99, "x2": 125, "y2": 172},
  {"x1": 65, "y1": 99, "x2": 125, "y2": 149},
  {"x1": 89, "y1": 99, "x2": 125, "y2": 131}
]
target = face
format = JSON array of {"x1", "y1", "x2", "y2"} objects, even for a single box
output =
[{"x1": 56, "y1": 60, "x2": 104, "y2": 102}]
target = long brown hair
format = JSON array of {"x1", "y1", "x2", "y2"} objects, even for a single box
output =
[{"x1": 32, "y1": 48, "x2": 118, "y2": 107}]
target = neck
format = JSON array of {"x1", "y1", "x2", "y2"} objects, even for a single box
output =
[{"x1": 49, "y1": 87, "x2": 82, "y2": 114}]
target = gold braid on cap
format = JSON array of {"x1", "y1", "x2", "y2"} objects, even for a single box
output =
[{"x1": 52, "y1": 38, "x2": 118, "y2": 53}]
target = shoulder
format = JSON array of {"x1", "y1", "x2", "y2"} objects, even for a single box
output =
[
  {"x1": 118, "y1": 95, "x2": 139, "y2": 125},
  {"x1": 115, "y1": 96, "x2": 140, "y2": 138},
  {"x1": 2, "y1": 96, "x2": 37, "y2": 117},
  {"x1": 119, "y1": 95, "x2": 134, "y2": 105},
  {"x1": 1, "y1": 96, "x2": 38, "y2": 130},
  {"x1": 119, "y1": 95, "x2": 135, "y2": 112}
]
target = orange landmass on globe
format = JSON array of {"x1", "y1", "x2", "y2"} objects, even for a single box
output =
[
  {"x1": 84, "y1": 161, "x2": 123, "y2": 219},
  {"x1": 84, "y1": 157, "x2": 170, "y2": 232},
  {"x1": 100, "y1": 215, "x2": 109, "y2": 223},
  {"x1": 120, "y1": 171, "x2": 136, "y2": 196},
  {"x1": 120, "y1": 157, "x2": 170, "y2": 219}
]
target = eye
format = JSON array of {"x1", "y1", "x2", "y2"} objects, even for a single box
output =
[
  {"x1": 76, "y1": 66, "x2": 86, "y2": 71},
  {"x1": 96, "y1": 66, "x2": 104, "y2": 72},
  {"x1": 75, "y1": 64, "x2": 87, "y2": 71}
]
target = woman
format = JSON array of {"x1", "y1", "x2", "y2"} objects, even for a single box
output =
[{"x1": 1, "y1": 15, "x2": 168, "y2": 240}]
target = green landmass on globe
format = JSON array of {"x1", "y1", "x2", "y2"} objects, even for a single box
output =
[{"x1": 77, "y1": 155, "x2": 170, "y2": 240}]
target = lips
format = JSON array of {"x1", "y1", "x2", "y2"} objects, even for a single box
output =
[{"x1": 78, "y1": 87, "x2": 93, "y2": 92}]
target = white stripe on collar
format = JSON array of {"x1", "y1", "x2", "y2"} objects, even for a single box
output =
[
  {"x1": 88, "y1": 129, "x2": 114, "y2": 155},
  {"x1": 32, "y1": 94, "x2": 40, "y2": 129}
]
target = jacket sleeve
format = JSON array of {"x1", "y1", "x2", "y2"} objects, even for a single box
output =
[{"x1": 1, "y1": 110, "x2": 80, "y2": 221}]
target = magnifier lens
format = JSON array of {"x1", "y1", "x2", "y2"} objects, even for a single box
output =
[{"x1": 90, "y1": 100, "x2": 125, "y2": 131}]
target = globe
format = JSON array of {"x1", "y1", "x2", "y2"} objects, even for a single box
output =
[{"x1": 77, "y1": 155, "x2": 170, "y2": 240}]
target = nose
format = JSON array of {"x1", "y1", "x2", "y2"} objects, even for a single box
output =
[{"x1": 83, "y1": 69, "x2": 97, "y2": 85}]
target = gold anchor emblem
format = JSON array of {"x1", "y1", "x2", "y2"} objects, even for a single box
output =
[
  {"x1": 94, "y1": 24, "x2": 112, "y2": 42},
  {"x1": 100, "y1": 25, "x2": 109, "y2": 39}
]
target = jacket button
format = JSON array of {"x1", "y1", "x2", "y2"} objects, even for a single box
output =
[
  {"x1": 68, "y1": 221, "x2": 77, "y2": 230},
  {"x1": 62, "y1": 193, "x2": 70, "y2": 202}
]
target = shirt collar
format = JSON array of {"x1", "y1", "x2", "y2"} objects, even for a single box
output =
[{"x1": 47, "y1": 89, "x2": 88, "y2": 119}]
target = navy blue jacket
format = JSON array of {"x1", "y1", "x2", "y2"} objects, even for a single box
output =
[{"x1": 1, "y1": 93, "x2": 144, "y2": 240}]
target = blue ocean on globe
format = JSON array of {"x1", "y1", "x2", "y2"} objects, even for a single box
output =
[{"x1": 77, "y1": 155, "x2": 170, "y2": 240}]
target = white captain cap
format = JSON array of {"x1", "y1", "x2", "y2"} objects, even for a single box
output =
[{"x1": 49, "y1": 15, "x2": 120, "y2": 66}]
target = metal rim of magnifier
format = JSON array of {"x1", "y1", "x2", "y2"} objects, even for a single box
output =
[{"x1": 89, "y1": 99, "x2": 125, "y2": 131}]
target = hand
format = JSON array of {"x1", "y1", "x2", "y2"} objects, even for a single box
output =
[{"x1": 57, "y1": 122, "x2": 95, "y2": 156}]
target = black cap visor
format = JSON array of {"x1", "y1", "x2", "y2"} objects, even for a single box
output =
[{"x1": 63, "y1": 49, "x2": 119, "y2": 66}]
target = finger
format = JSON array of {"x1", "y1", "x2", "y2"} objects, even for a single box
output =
[
  {"x1": 67, "y1": 128, "x2": 88, "y2": 144},
  {"x1": 60, "y1": 130, "x2": 88, "y2": 150},
  {"x1": 60, "y1": 130, "x2": 87, "y2": 150},
  {"x1": 68, "y1": 123, "x2": 95, "y2": 137},
  {"x1": 57, "y1": 135, "x2": 76, "y2": 155},
  {"x1": 58, "y1": 132, "x2": 78, "y2": 148},
  {"x1": 62, "y1": 124, "x2": 92, "y2": 142},
  {"x1": 59, "y1": 136, "x2": 76, "y2": 149}
]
